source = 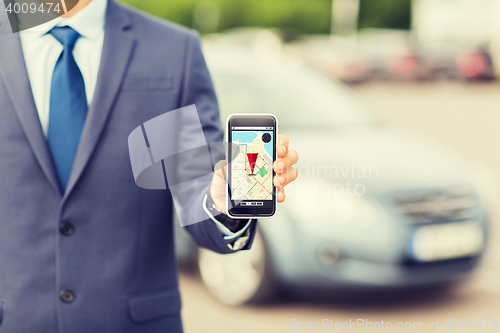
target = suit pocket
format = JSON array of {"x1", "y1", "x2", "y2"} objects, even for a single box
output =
[
  {"x1": 128, "y1": 288, "x2": 181, "y2": 323},
  {"x1": 121, "y1": 74, "x2": 174, "y2": 92}
]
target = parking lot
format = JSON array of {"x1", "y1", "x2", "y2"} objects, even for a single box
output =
[{"x1": 179, "y1": 82, "x2": 500, "y2": 333}]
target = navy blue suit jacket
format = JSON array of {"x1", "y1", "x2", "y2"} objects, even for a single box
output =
[{"x1": 0, "y1": 1, "x2": 256, "y2": 332}]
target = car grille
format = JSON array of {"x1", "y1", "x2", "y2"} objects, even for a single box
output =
[{"x1": 394, "y1": 189, "x2": 478, "y2": 223}]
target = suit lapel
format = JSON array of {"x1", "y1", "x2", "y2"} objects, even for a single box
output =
[
  {"x1": 63, "y1": 0, "x2": 136, "y2": 200},
  {"x1": 0, "y1": 20, "x2": 61, "y2": 195}
]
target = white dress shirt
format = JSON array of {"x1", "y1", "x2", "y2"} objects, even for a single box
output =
[
  {"x1": 19, "y1": 0, "x2": 107, "y2": 137},
  {"x1": 18, "y1": 0, "x2": 249, "y2": 244}
]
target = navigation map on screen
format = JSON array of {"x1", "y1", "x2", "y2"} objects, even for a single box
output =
[{"x1": 230, "y1": 130, "x2": 274, "y2": 201}]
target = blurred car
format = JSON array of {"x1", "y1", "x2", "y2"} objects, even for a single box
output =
[
  {"x1": 412, "y1": 0, "x2": 499, "y2": 81},
  {"x1": 455, "y1": 47, "x2": 495, "y2": 80},
  {"x1": 357, "y1": 29, "x2": 429, "y2": 81},
  {"x1": 288, "y1": 35, "x2": 371, "y2": 84},
  {"x1": 291, "y1": 30, "x2": 431, "y2": 83},
  {"x1": 420, "y1": 41, "x2": 496, "y2": 81},
  {"x1": 175, "y1": 44, "x2": 491, "y2": 305}
]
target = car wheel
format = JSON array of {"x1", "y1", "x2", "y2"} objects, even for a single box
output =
[{"x1": 198, "y1": 229, "x2": 274, "y2": 305}]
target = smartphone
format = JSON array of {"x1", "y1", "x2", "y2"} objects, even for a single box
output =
[{"x1": 226, "y1": 114, "x2": 277, "y2": 219}]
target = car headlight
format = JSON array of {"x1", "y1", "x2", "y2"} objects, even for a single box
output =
[{"x1": 284, "y1": 177, "x2": 382, "y2": 234}]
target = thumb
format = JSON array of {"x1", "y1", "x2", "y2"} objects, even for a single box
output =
[
  {"x1": 214, "y1": 160, "x2": 227, "y2": 182},
  {"x1": 210, "y1": 160, "x2": 227, "y2": 213}
]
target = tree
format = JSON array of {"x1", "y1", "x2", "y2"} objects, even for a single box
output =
[
  {"x1": 119, "y1": 0, "x2": 411, "y2": 34},
  {"x1": 358, "y1": 0, "x2": 411, "y2": 30}
]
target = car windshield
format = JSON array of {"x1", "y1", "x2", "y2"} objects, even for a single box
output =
[{"x1": 210, "y1": 62, "x2": 376, "y2": 129}]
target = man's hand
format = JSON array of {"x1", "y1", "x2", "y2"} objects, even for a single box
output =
[
  {"x1": 210, "y1": 160, "x2": 228, "y2": 213},
  {"x1": 273, "y1": 134, "x2": 299, "y2": 202},
  {"x1": 210, "y1": 134, "x2": 299, "y2": 213}
]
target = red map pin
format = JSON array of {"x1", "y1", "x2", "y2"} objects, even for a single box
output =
[{"x1": 247, "y1": 153, "x2": 259, "y2": 174}]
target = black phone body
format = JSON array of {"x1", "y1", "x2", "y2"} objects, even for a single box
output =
[{"x1": 226, "y1": 114, "x2": 277, "y2": 219}]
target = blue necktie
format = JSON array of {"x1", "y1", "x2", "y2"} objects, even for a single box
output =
[{"x1": 47, "y1": 26, "x2": 88, "y2": 192}]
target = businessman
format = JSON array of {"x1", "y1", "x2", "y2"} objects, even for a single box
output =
[{"x1": 0, "y1": 0, "x2": 299, "y2": 332}]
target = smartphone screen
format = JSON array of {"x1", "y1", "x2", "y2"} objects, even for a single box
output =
[{"x1": 227, "y1": 115, "x2": 277, "y2": 218}]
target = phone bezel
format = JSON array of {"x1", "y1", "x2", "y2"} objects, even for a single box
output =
[{"x1": 225, "y1": 114, "x2": 277, "y2": 219}]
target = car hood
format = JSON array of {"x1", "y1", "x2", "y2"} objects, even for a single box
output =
[{"x1": 287, "y1": 126, "x2": 474, "y2": 194}]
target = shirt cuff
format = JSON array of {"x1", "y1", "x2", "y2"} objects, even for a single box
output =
[{"x1": 202, "y1": 193, "x2": 253, "y2": 241}]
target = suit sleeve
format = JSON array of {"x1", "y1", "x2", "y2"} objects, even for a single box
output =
[{"x1": 177, "y1": 31, "x2": 257, "y2": 254}]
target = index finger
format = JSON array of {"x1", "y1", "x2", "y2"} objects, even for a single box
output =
[{"x1": 277, "y1": 134, "x2": 289, "y2": 158}]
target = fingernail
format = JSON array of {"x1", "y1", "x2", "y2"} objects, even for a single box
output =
[
  {"x1": 281, "y1": 145, "x2": 287, "y2": 153},
  {"x1": 278, "y1": 176, "x2": 285, "y2": 185},
  {"x1": 276, "y1": 162, "x2": 285, "y2": 171}
]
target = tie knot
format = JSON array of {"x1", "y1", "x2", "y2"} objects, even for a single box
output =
[{"x1": 50, "y1": 26, "x2": 80, "y2": 47}]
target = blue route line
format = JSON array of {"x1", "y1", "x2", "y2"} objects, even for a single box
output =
[
  {"x1": 254, "y1": 163, "x2": 265, "y2": 176},
  {"x1": 232, "y1": 144, "x2": 245, "y2": 162},
  {"x1": 243, "y1": 145, "x2": 247, "y2": 171}
]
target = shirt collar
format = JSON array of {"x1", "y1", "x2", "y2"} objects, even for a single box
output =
[{"x1": 21, "y1": 0, "x2": 107, "y2": 40}]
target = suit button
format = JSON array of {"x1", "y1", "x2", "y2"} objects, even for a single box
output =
[
  {"x1": 59, "y1": 289, "x2": 75, "y2": 303},
  {"x1": 59, "y1": 222, "x2": 74, "y2": 236}
]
